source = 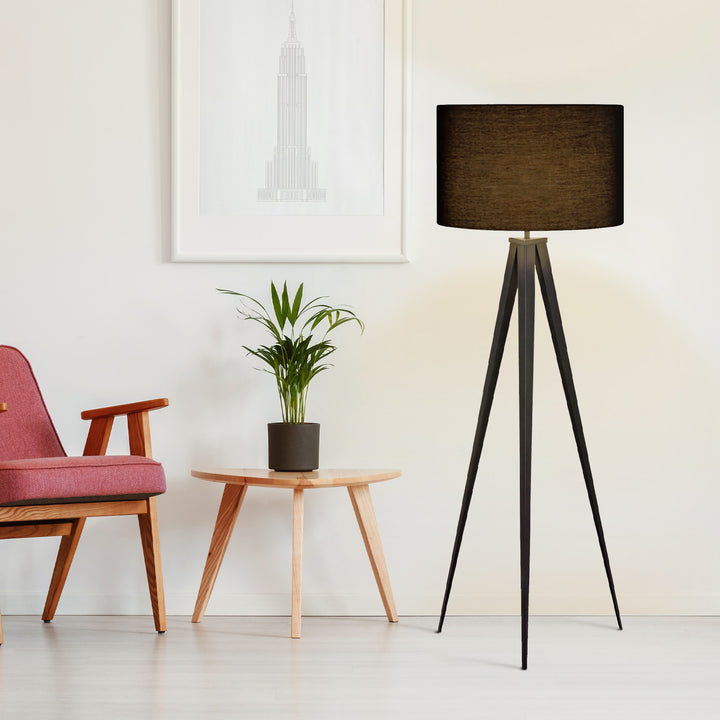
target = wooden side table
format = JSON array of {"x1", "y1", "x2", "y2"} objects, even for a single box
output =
[{"x1": 191, "y1": 468, "x2": 400, "y2": 638}]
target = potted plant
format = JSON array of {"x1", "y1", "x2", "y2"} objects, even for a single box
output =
[{"x1": 218, "y1": 281, "x2": 364, "y2": 471}]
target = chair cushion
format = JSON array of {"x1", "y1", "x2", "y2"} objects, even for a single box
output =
[{"x1": 0, "y1": 455, "x2": 166, "y2": 506}]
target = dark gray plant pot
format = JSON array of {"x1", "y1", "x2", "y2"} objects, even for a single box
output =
[{"x1": 267, "y1": 422, "x2": 320, "y2": 472}]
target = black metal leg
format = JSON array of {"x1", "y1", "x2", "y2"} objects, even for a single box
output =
[
  {"x1": 517, "y1": 244, "x2": 536, "y2": 670},
  {"x1": 437, "y1": 243, "x2": 519, "y2": 633},
  {"x1": 534, "y1": 241, "x2": 622, "y2": 630},
  {"x1": 437, "y1": 237, "x2": 621, "y2": 669}
]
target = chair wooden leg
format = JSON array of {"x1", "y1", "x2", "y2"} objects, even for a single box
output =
[
  {"x1": 137, "y1": 497, "x2": 166, "y2": 633},
  {"x1": 348, "y1": 484, "x2": 398, "y2": 622},
  {"x1": 42, "y1": 517, "x2": 86, "y2": 622}
]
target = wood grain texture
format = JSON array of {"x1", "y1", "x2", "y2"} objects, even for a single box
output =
[
  {"x1": 81, "y1": 398, "x2": 168, "y2": 420},
  {"x1": 192, "y1": 483, "x2": 247, "y2": 623},
  {"x1": 1, "y1": 391, "x2": 169, "y2": 643},
  {"x1": 42, "y1": 518, "x2": 86, "y2": 621},
  {"x1": 191, "y1": 468, "x2": 401, "y2": 489},
  {"x1": 0, "y1": 522, "x2": 72, "y2": 539},
  {"x1": 137, "y1": 497, "x2": 166, "y2": 632},
  {"x1": 0, "y1": 500, "x2": 147, "y2": 523},
  {"x1": 128, "y1": 410, "x2": 152, "y2": 458},
  {"x1": 82, "y1": 417, "x2": 114, "y2": 456},
  {"x1": 348, "y1": 484, "x2": 398, "y2": 622},
  {"x1": 291, "y1": 488, "x2": 304, "y2": 639},
  {"x1": 191, "y1": 470, "x2": 400, "y2": 638}
]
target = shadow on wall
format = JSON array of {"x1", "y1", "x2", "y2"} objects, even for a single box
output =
[
  {"x1": 346, "y1": 253, "x2": 719, "y2": 603},
  {"x1": 364, "y1": 253, "x2": 718, "y2": 482}
]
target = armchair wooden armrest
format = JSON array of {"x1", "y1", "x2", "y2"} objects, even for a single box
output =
[
  {"x1": 81, "y1": 398, "x2": 168, "y2": 420},
  {"x1": 81, "y1": 398, "x2": 168, "y2": 458},
  {"x1": 0, "y1": 403, "x2": 7, "y2": 412}
]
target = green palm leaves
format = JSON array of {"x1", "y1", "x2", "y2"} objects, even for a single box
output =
[{"x1": 218, "y1": 282, "x2": 364, "y2": 424}]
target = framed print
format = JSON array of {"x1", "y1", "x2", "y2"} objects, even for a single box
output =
[{"x1": 172, "y1": 0, "x2": 409, "y2": 262}]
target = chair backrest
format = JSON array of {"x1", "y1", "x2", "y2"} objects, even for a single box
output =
[{"x1": 0, "y1": 345, "x2": 66, "y2": 460}]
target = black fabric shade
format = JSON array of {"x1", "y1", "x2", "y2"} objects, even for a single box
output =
[{"x1": 437, "y1": 104, "x2": 624, "y2": 231}]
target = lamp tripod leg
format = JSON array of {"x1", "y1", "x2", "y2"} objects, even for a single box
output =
[
  {"x1": 517, "y1": 243, "x2": 536, "y2": 670},
  {"x1": 534, "y1": 242, "x2": 622, "y2": 630},
  {"x1": 437, "y1": 244, "x2": 518, "y2": 633}
]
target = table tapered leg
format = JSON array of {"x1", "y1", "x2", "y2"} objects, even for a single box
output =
[
  {"x1": 192, "y1": 483, "x2": 247, "y2": 623},
  {"x1": 437, "y1": 243, "x2": 519, "y2": 632},
  {"x1": 348, "y1": 483, "x2": 398, "y2": 622},
  {"x1": 535, "y1": 242, "x2": 622, "y2": 630},
  {"x1": 291, "y1": 488, "x2": 304, "y2": 638},
  {"x1": 517, "y1": 243, "x2": 536, "y2": 670}
]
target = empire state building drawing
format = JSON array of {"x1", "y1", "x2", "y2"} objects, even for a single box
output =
[{"x1": 258, "y1": 3, "x2": 326, "y2": 203}]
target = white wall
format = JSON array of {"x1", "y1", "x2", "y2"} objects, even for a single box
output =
[{"x1": 1, "y1": 0, "x2": 718, "y2": 618}]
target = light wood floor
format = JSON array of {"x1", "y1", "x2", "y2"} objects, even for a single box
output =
[{"x1": 0, "y1": 616, "x2": 717, "y2": 719}]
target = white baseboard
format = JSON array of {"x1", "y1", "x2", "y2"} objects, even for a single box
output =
[{"x1": 2, "y1": 591, "x2": 719, "y2": 616}]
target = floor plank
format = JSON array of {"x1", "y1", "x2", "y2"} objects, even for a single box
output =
[{"x1": 0, "y1": 616, "x2": 717, "y2": 719}]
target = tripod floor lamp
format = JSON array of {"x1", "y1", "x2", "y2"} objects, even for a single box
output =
[{"x1": 435, "y1": 105, "x2": 623, "y2": 669}]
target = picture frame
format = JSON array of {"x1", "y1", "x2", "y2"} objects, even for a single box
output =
[{"x1": 172, "y1": 0, "x2": 409, "y2": 263}]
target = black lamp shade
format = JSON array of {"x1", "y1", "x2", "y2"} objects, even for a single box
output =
[{"x1": 437, "y1": 104, "x2": 624, "y2": 231}]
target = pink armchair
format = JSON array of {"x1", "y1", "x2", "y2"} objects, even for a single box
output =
[{"x1": 0, "y1": 345, "x2": 167, "y2": 644}]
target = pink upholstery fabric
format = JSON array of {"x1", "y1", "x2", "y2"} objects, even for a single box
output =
[
  {"x1": 0, "y1": 346, "x2": 166, "y2": 505},
  {"x1": 0, "y1": 345, "x2": 65, "y2": 460},
  {"x1": 0, "y1": 455, "x2": 166, "y2": 505}
]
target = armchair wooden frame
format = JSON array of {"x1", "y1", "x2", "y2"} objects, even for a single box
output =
[{"x1": 0, "y1": 398, "x2": 168, "y2": 645}]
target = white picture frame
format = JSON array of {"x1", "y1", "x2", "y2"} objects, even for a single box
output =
[{"x1": 172, "y1": 0, "x2": 409, "y2": 263}]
